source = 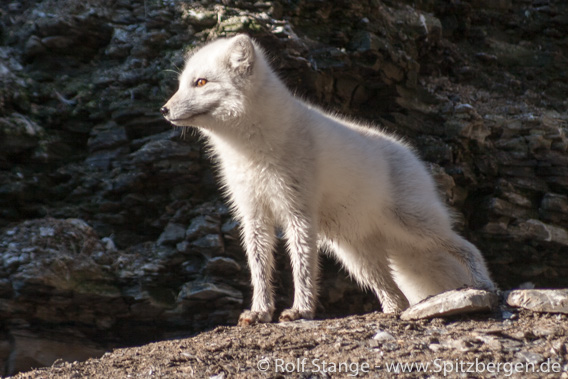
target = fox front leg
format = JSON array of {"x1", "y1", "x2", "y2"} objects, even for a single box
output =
[
  {"x1": 279, "y1": 214, "x2": 319, "y2": 322},
  {"x1": 237, "y1": 218, "x2": 277, "y2": 326}
]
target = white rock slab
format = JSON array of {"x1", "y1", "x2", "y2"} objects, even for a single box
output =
[
  {"x1": 400, "y1": 289, "x2": 498, "y2": 321},
  {"x1": 506, "y1": 289, "x2": 568, "y2": 314}
]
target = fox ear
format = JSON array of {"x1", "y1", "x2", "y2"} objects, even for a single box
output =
[{"x1": 226, "y1": 34, "x2": 255, "y2": 76}]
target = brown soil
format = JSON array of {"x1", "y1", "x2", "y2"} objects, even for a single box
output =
[{"x1": 13, "y1": 308, "x2": 567, "y2": 378}]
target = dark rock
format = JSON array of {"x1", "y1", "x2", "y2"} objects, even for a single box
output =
[
  {"x1": 186, "y1": 216, "x2": 220, "y2": 240},
  {"x1": 24, "y1": 36, "x2": 46, "y2": 57},
  {"x1": 204, "y1": 257, "x2": 242, "y2": 276},
  {"x1": 513, "y1": 219, "x2": 568, "y2": 246},
  {"x1": 0, "y1": 114, "x2": 43, "y2": 155},
  {"x1": 31, "y1": 14, "x2": 113, "y2": 59},
  {"x1": 127, "y1": 140, "x2": 198, "y2": 165},
  {"x1": 349, "y1": 31, "x2": 385, "y2": 52},
  {"x1": 183, "y1": 8, "x2": 218, "y2": 30},
  {"x1": 41, "y1": 36, "x2": 75, "y2": 50},
  {"x1": 157, "y1": 223, "x2": 187, "y2": 246},
  {"x1": 85, "y1": 147, "x2": 129, "y2": 170},
  {"x1": 8, "y1": 330, "x2": 105, "y2": 376},
  {"x1": 178, "y1": 282, "x2": 242, "y2": 303},
  {"x1": 88, "y1": 123, "x2": 129, "y2": 153},
  {"x1": 191, "y1": 234, "x2": 224, "y2": 256},
  {"x1": 540, "y1": 193, "x2": 568, "y2": 224}
]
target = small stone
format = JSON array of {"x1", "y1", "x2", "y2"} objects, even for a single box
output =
[
  {"x1": 41, "y1": 36, "x2": 74, "y2": 49},
  {"x1": 25, "y1": 35, "x2": 46, "y2": 56},
  {"x1": 176, "y1": 240, "x2": 190, "y2": 253},
  {"x1": 516, "y1": 351, "x2": 544, "y2": 365},
  {"x1": 475, "y1": 334, "x2": 503, "y2": 351},
  {"x1": 506, "y1": 289, "x2": 568, "y2": 314},
  {"x1": 475, "y1": 52, "x2": 498, "y2": 63},
  {"x1": 185, "y1": 9, "x2": 218, "y2": 29},
  {"x1": 540, "y1": 193, "x2": 568, "y2": 220},
  {"x1": 428, "y1": 343, "x2": 444, "y2": 352},
  {"x1": 204, "y1": 257, "x2": 241, "y2": 275},
  {"x1": 221, "y1": 219, "x2": 239, "y2": 233},
  {"x1": 8, "y1": 2, "x2": 22, "y2": 11},
  {"x1": 157, "y1": 223, "x2": 186, "y2": 246},
  {"x1": 186, "y1": 216, "x2": 219, "y2": 240},
  {"x1": 447, "y1": 338, "x2": 474, "y2": 352},
  {"x1": 278, "y1": 320, "x2": 320, "y2": 329},
  {"x1": 0, "y1": 114, "x2": 44, "y2": 154},
  {"x1": 516, "y1": 219, "x2": 568, "y2": 246},
  {"x1": 191, "y1": 234, "x2": 224, "y2": 253},
  {"x1": 381, "y1": 342, "x2": 399, "y2": 352},
  {"x1": 39, "y1": 226, "x2": 55, "y2": 237},
  {"x1": 501, "y1": 311, "x2": 516, "y2": 319},
  {"x1": 141, "y1": 263, "x2": 163, "y2": 273},
  {"x1": 348, "y1": 31, "x2": 383, "y2": 52},
  {"x1": 533, "y1": 325, "x2": 559, "y2": 337},
  {"x1": 400, "y1": 289, "x2": 498, "y2": 320},
  {"x1": 372, "y1": 330, "x2": 395, "y2": 342},
  {"x1": 455, "y1": 103, "x2": 475, "y2": 113},
  {"x1": 88, "y1": 123, "x2": 128, "y2": 153},
  {"x1": 101, "y1": 237, "x2": 117, "y2": 253},
  {"x1": 518, "y1": 282, "x2": 536, "y2": 289},
  {"x1": 178, "y1": 282, "x2": 242, "y2": 303},
  {"x1": 551, "y1": 341, "x2": 566, "y2": 356}
]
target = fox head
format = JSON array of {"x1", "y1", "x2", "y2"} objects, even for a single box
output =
[{"x1": 161, "y1": 34, "x2": 261, "y2": 129}]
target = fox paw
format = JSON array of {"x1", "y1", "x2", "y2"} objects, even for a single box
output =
[
  {"x1": 238, "y1": 310, "x2": 272, "y2": 326},
  {"x1": 278, "y1": 308, "x2": 314, "y2": 322},
  {"x1": 381, "y1": 302, "x2": 408, "y2": 314},
  {"x1": 380, "y1": 295, "x2": 409, "y2": 314}
]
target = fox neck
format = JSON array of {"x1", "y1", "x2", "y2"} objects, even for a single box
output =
[{"x1": 201, "y1": 72, "x2": 301, "y2": 158}]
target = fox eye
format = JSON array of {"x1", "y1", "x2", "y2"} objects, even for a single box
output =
[{"x1": 194, "y1": 78, "x2": 208, "y2": 87}]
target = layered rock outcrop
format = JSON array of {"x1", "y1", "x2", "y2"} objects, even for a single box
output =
[{"x1": 0, "y1": 0, "x2": 566, "y2": 374}]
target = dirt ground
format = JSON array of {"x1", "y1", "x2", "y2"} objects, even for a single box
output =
[{"x1": 12, "y1": 305, "x2": 568, "y2": 378}]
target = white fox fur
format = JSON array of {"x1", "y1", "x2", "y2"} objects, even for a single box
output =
[{"x1": 161, "y1": 34, "x2": 495, "y2": 325}]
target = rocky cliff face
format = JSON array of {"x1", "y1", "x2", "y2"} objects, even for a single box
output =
[{"x1": 0, "y1": 0, "x2": 566, "y2": 375}]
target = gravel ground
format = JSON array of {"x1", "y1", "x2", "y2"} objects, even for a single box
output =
[{"x1": 13, "y1": 307, "x2": 568, "y2": 378}]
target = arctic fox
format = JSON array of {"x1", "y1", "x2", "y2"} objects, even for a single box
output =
[{"x1": 161, "y1": 34, "x2": 495, "y2": 325}]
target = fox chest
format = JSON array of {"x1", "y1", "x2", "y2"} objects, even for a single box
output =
[{"x1": 219, "y1": 157, "x2": 296, "y2": 217}]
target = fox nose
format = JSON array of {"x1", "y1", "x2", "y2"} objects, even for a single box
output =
[{"x1": 160, "y1": 106, "x2": 169, "y2": 117}]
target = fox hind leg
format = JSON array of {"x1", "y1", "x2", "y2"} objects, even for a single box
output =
[
  {"x1": 444, "y1": 234, "x2": 496, "y2": 292},
  {"x1": 329, "y1": 239, "x2": 409, "y2": 313}
]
